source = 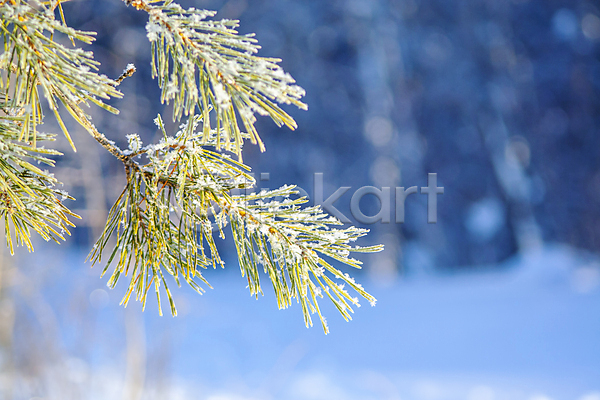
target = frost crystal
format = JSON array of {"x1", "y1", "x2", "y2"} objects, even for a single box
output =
[
  {"x1": 213, "y1": 82, "x2": 231, "y2": 108},
  {"x1": 146, "y1": 22, "x2": 161, "y2": 41},
  {"x1": 126, "y1": 134, "x2": 142, "y2": 153}
]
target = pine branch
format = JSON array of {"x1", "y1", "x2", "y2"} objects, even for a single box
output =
[
  {"x1": 0, "y1": 1, "x2": 127, "y2": 254},
  {"x1": 0, "y1": 0, "x2": 123, "y2": 150},
  {"x1": 0, "y1": 0, "x2": 383, "y2": 332},
  {"x1": 124, "y1": 0, "x2": 307, "y2": 159},
  {"x1": 88, "y1": 115, "x2": 255, "y2": 316},
  {"x1": 0, "y1": 114, "x2": 79, "y2": 254},
  {"x1": 226, "y1": 186, "x2": 381, "y2": 333},
  {"x1": 89, "y1": 116, "x2": 381, "y2": 333}
]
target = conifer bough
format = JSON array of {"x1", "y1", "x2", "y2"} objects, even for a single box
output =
[{"x1": 0, "y1": 0, "x2": 383, "y2": 333}]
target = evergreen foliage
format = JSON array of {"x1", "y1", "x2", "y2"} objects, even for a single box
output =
[{"x1": 0, "y1": 0, "x2": 382, "y2": 333}]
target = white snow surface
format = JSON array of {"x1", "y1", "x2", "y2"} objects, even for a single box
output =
[{"x1": 16, "y1": 242, "x2": 600, "y2": 399}]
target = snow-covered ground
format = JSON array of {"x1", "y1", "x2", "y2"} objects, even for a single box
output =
[{"x1": 11, "y1": 243, "x2": 600, "y2": 400}]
